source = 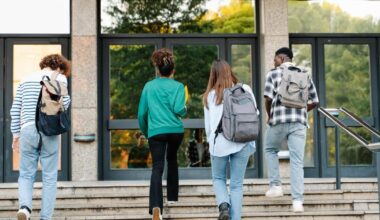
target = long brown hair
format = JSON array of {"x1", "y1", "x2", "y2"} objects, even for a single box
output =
[{"x1": 202, "y1": 60, "x2": 238, "y2": 109}]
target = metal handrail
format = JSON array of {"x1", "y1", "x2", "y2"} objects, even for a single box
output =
[
  {"x1": 318, "y1": 107, "x2": 380, "y2": 218},
  {"x1": 318, "y1": 107, "x2": 380, "y2": 151}
]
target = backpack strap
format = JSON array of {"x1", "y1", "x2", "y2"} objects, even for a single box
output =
[
  {"x1": 214, "y1": 119, "x2": 223, "y2": 145},
  {"x1": 35, "y1": 88, "x2": 43, "y2": 152}
]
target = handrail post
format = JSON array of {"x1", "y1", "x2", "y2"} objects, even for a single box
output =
[{"x1": 331, "y1": 110, "x2": 341, "y2": 190}]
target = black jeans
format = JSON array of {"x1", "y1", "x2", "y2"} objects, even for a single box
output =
[{"x1": 148, "y1": 133, "x2": 184, "y2": 214}]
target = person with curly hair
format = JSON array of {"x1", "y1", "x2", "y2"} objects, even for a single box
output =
[
  {"x1": 138, "y1": 48, "x2": 187, "y2": 220},
  {"x1": 10, "y1": 54, "x2": 71, "y2": 220}
]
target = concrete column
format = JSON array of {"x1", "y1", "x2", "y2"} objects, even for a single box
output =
[
  {"x1": 259, "y1": 0, "x2": 289, "y2": 177},
  {"x1": 71, "y1": 0, "x2": 98, "y2": 181}
]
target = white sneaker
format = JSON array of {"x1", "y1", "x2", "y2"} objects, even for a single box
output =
[
  {"x1": 265, "y1": 185, "x2": 283, "y2": 197},
  {"x1": 17, "y1": 207, "x2": 31, "y2": 220},
  {"x1": 167, "y1": 201, "x2": 177, "y2": 205},
  {"x1": 152, "y1": 207, "x2": 162, "y2": 220},
  {"x1": 292, "y1": 200, "x2": 304, "y2": 213}
]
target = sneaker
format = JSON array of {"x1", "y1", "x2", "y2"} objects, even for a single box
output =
[
  {"x1": 152, "y1": 207, "x2": 162, "y2": 220},
  {"x1": 167, "y1": 201, "x2": 177, "y2": 205},
  {"x1": 292, "y1": 200, "x2": 304, "y2": 213},
  {"x1": 218, "y1": 202, "x2": 230, "y2": 220},
  {"x1": 265, "y1": 185, "x2": 283, "y2": 197},
  {"x1": 17, "y1": 206, "x2": 31, "y2": 220}
]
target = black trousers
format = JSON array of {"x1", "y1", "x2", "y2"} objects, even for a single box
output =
[{"x1": 148, "y1": 133, "x2": 184, "y2": 214}]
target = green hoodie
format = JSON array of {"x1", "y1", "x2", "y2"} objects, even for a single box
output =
[{"x1": 138, "y1": 77, "x2": 187, "y2": 138}]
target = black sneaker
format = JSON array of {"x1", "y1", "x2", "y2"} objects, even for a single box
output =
[
  {"x1": 218, "y1": 202, "x2": 230, "y2": 220},
  {"x1": 17, "y1": 206, "x2": 31, "y2": 220}
]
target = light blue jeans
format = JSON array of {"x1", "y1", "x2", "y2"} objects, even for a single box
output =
[
  {"x1": 211, "y1": 144, "x2": 253, "y2": 220},
  {"x1": 265, "y1": 122, "x2": 307, "y2": 201},
  {"x1": 19, "y1": 124, "x2": 59, "y2": 220}
]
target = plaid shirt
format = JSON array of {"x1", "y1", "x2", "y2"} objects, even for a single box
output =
[{"x1": 264, "y1": 62, "x2": 319, "y2": 126}]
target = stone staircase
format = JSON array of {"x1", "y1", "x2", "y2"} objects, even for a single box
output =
[{"x1": 0, "y1": 178, "x2": 379, "y2": 219}]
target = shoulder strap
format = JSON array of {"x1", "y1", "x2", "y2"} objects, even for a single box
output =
[{"x1": 35, "y1": 88, "x2": 43, "y2": 151}]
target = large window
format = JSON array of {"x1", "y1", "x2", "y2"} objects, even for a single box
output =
[
  {"x1": 0, "y1": 0, "x2": 70, "y2": 34},
  {"x1": 288, "y1": 0, "x2": 380, "y2": 33},
  {"x1": 101, "y1": 0, "x2": 256, "y2": 34}
]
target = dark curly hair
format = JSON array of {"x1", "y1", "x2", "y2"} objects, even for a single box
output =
[
  {"x1": 39, "y1": 54, "x2": 71, "y2": 77},
  {"x1": 151, "y1": 48, "x2": 175, "y2": 76}
]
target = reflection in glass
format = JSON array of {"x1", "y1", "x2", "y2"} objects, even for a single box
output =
[
  {"x1": 231, "y1": 44, "x2": 252, "y2": 86},
  {"x1": 111, "y1": 130, "x2": 152, "y2": 169},
  {"x1": 109, "y1": 44, "x2": 156, "y2": 119},
  {"x1": 12, "y1": 44, "x2": 63, "y2": 171},
  {"x1": 288, "y1": 0, "x2": 380, "y2": 33},
  {"x1": 111, "y1": 128, "x2": 254, "y2": 169},
  {"x1": 324, "y1": 44, "x2": 373, "y2": 166},
  {"x1": 325, "y1": 44, "x2": 371, "y2": 116},
  {"x1": 101, "y1": 0, "x2": 255, "y2": 34},
  {"x1": 173, "y1": 44, "x2": 218, "y2": 118},
  {"x1": 292, "y1": 44, "x2": 314, "y2": 167},
  {"x1": 327, "y1": 127, "x2": 372, "y2": 166}
]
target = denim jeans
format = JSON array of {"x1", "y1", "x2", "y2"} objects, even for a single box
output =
[
  {"x1": 211, "y1": 144, "x2": 252, "y2": 220},
  {"x1": 148, "y1": 133, "x2": 184, "y2": 215},
  {"x1": 19, "y1": 124, "x2": 59, "y2": 219},
  {"x1": 265, "y1": 122, "x2": 307, "y2": 201}
]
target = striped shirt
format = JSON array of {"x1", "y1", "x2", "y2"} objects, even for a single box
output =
[
  {"x1": 10, "y1": 69, "x2": 71, "y2": 137},
  {"x1": 264, "y1": 62, "x2": 319, "y2": 126}
]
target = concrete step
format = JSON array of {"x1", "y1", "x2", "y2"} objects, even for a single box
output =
[
  {"x1": 0, "y1": 199, "x2": 378, "y2": 217},
  {"x1": 0, "y1": 178, "x2": 378, "y2": 219},
  {"x1": 0, "y1": 210, "x2": 379, "y2": 220},
  {"x1": 0, "y1": 189, "x2": 378, "y2": 207},
  {"x1": 0, "y1": 178, "x2": 377, "y2": 196}
]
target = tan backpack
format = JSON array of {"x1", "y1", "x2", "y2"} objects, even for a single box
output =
[
  {"x1": 36, "y1": 72, "x2": 70, "y2": 137},
  {"x1": 40, "y1": 72, "x2": 68, "y2": 115}
]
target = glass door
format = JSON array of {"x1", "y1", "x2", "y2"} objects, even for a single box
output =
[
  {"x1": 3, "y1": 38, "x2": 70, "y2": 182},
  {"x1": 102, "y1": 38, "x2": 163, "y2": 180},
  {"x1": 290, "y1": 38, "x2": 320, "y2": 177},
  {"x1": 166, "y1": 38, "x2": 224, "y2": 179},
  {"x1": 102, "y1": 37, "x2": 260, "y2": 180},
  {"x1": 318, "y1": 38, "x2": 378, "y2": 177}
]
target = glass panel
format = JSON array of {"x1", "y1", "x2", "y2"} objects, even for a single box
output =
[
  {"x1": 12, "y1": 44, "x2": 63, "y2": 171},
  {"x1": 292, "y1": 44, "x2": 314, "y2": 167},
  {"x1": 327, "y1": 127, "x2": 372, "y2": 166},
  {"x1": 101, "y1": 0, "x2": 255, "y2": 34},
  {"x1": 325, "y1": 44, "x2": 371, "y2": 116},
  {"x1": 288, "y1": 0, "x2": 380, "y2": 33},
  {"x1": 110, "y1": 130, "x2": 152, "y2": 169},
  {"x1": 325, "y1": 44, "x2": 373, "y2": 166},
  {"x1": 0, "y1": 0, "x2": 70, "y2": 34},
  {"x1": 173, "y1": 44, "x2": 218, "y2": 118},
  {"x1": 231, "y1": 44, "x2": 252, "y2": 86},
  {"x1": 109, "y1": 44, "x2": 156, "y2": 119}
]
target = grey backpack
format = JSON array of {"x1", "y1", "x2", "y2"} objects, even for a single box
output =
[
  {"x1": 278, "y1": 66, "x2": 310, "y2": 109},
  {"x1": 214, "y1": 83, "x2": 259, "y2": 143}
]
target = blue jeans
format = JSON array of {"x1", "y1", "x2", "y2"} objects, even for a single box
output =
[
  {"x1": 19, "y1": 124, "x2": 59, "y2": 219},
  {"x1": 211, "y1": 144, "x2": 252, "y2": 220},
  {"x1": 265, "y1": 122, "x2": 307, "y2": 201}
]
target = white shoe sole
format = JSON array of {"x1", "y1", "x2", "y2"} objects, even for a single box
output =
[
  {"x1": 265, "y1": 193, "x2": 283, "y2": 197},
  {"x1": 17, "y1": 212, "x2": 28, "y2": 220}
]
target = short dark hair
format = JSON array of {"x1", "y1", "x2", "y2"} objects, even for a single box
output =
[
  {"x1": 275, "y1": 47, "x2": 293, "y2": 59},
  {"x1": 151, "y1": 48, "x2": 175, "y2": 76},
  {"x1": 39, "y1": 54, "x2": 71, "y2": 77}
]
